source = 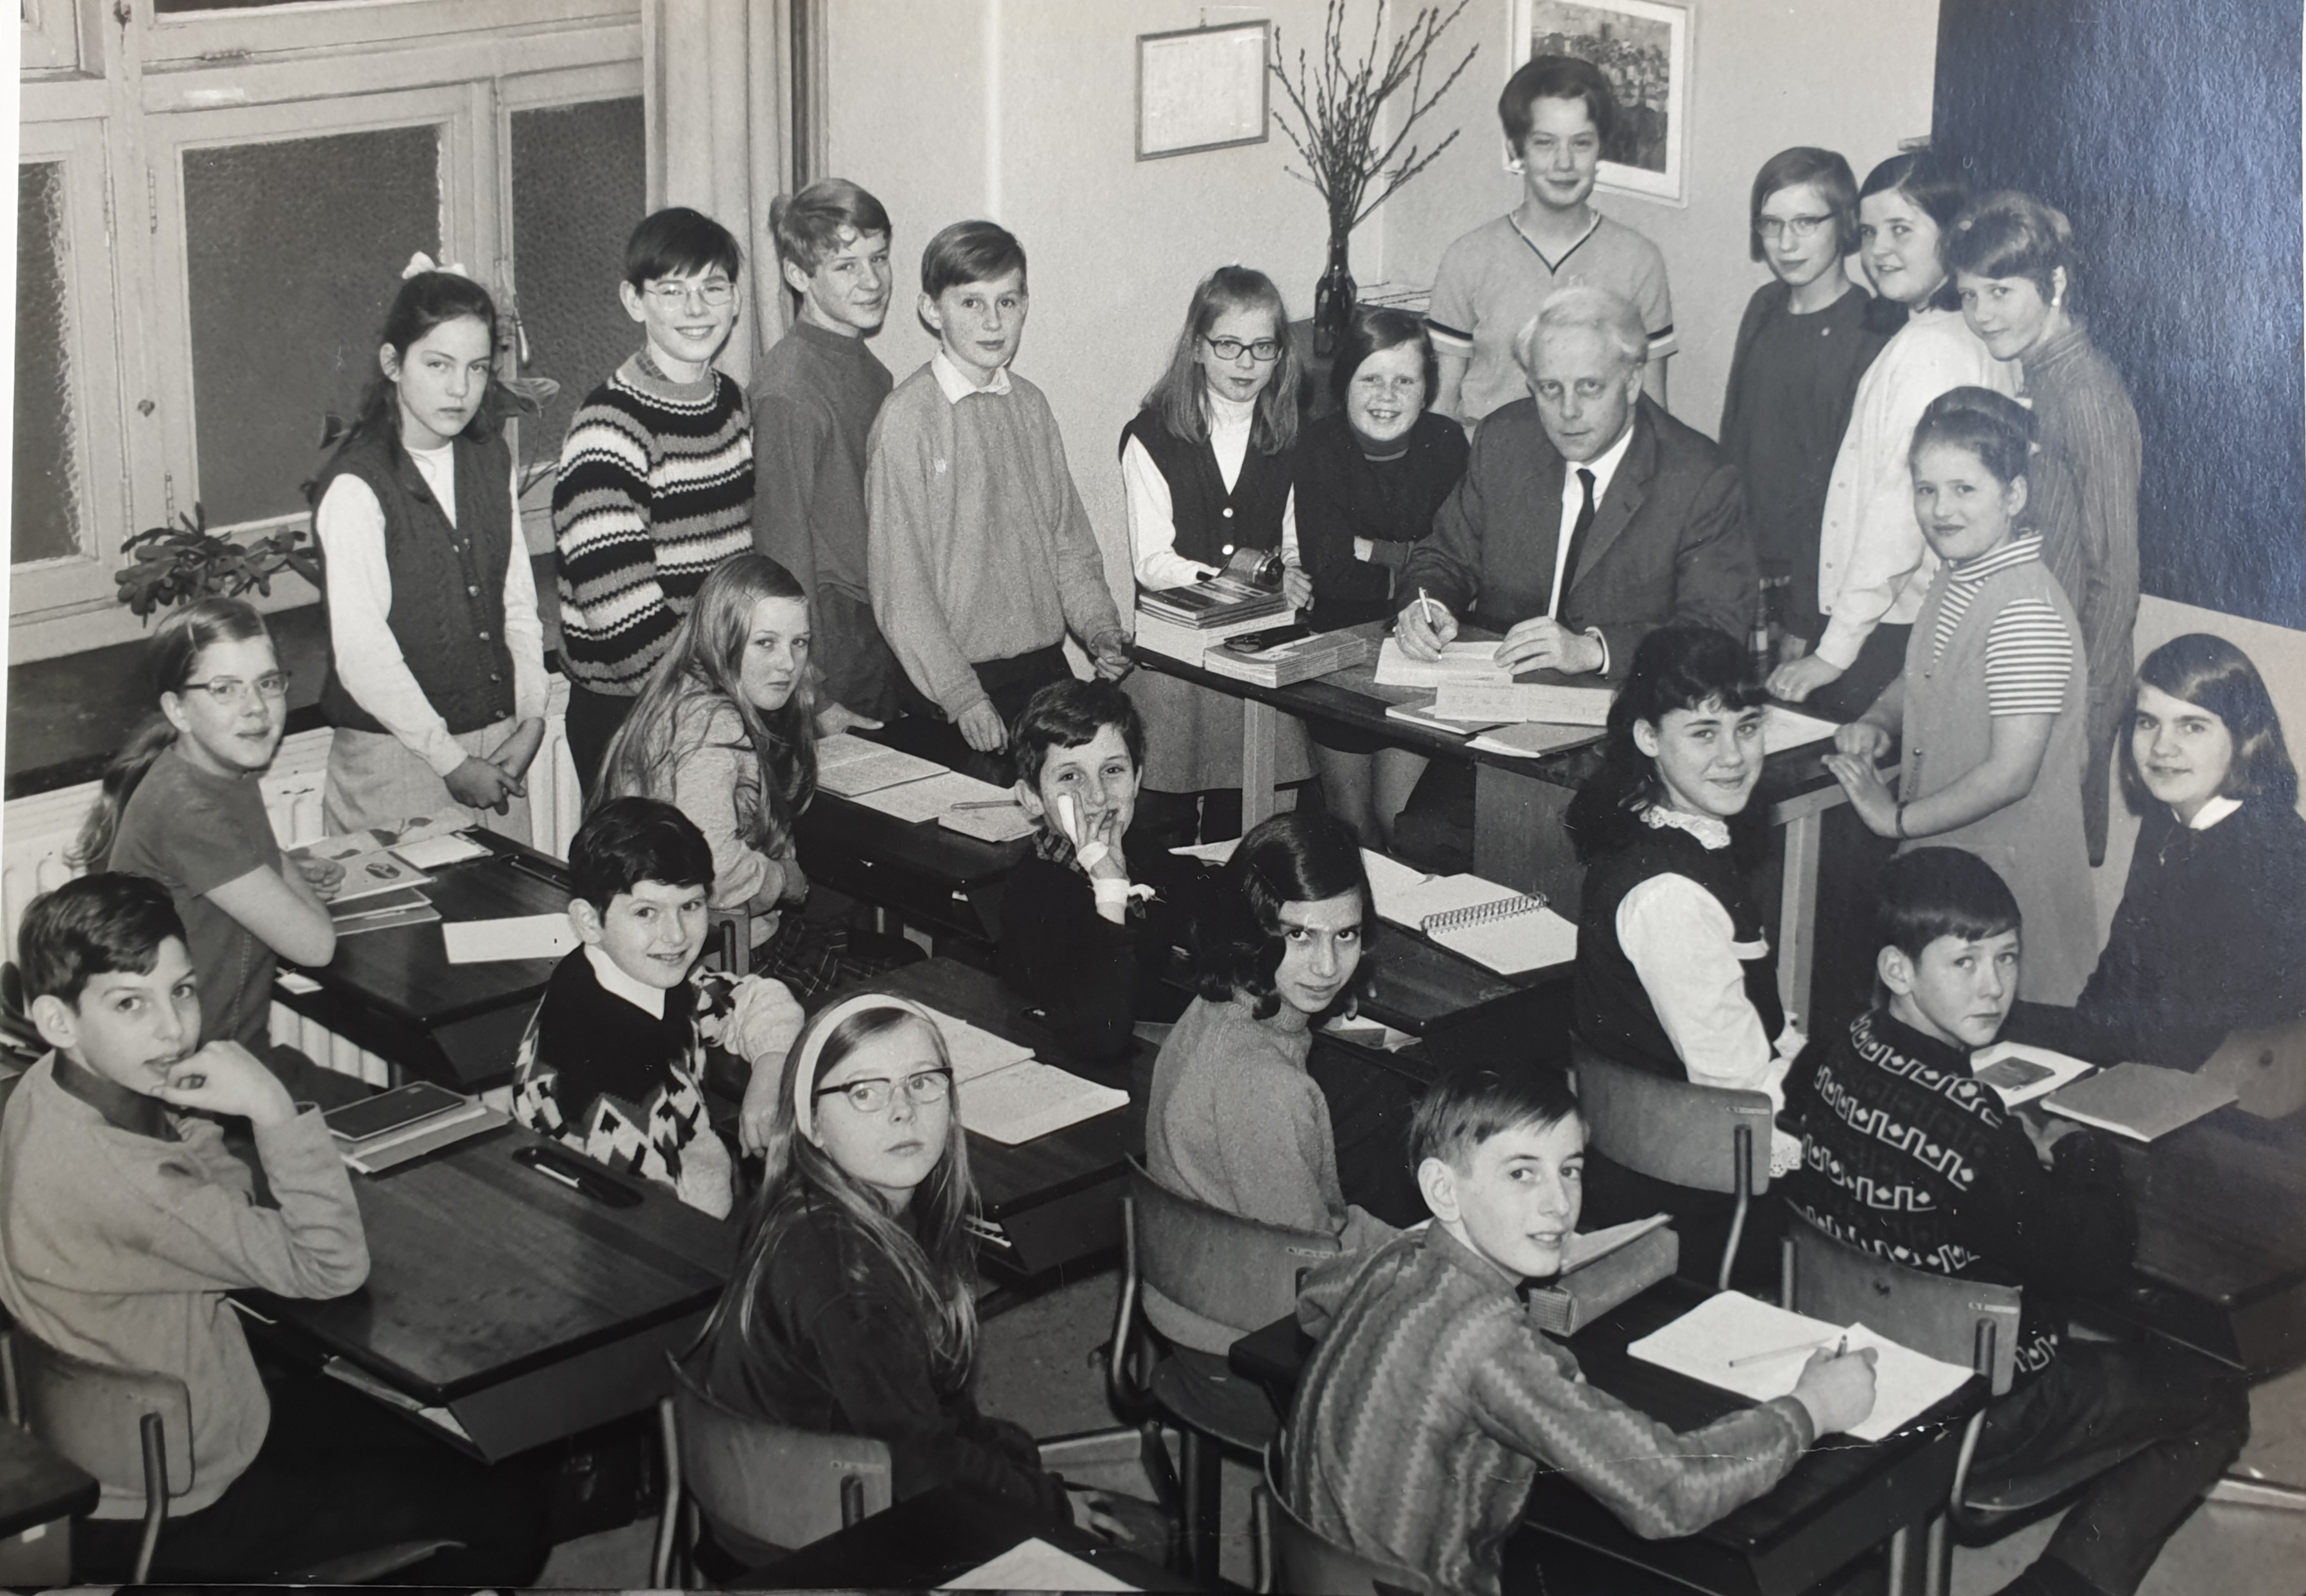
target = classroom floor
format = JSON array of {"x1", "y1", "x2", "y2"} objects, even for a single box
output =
[{"x1": 535, "y1": 1268, "x2": 2306, "y2": 1593}]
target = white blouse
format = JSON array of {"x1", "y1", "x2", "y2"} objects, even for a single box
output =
[{"x1": 1121, "y1": 390, "x2": 1299, "y2": 590}]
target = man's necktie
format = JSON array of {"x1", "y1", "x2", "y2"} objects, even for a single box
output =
[{"x1": 1556, "y1": 466, "x2": 1597, "y2": 617}]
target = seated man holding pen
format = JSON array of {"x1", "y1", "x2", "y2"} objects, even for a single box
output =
[{"x1": 1396, "y1": 285, "x2": 1756, "y2": 679}]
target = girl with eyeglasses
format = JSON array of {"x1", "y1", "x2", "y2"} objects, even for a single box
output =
[
  {"x1": 693, "y1": 994, "x2": 1162, "y2": 1563},
  {"x1": 1119, "y1": 265, "x2": 1314, "y2": 851},
  {"x1": 313, "y1": 257, "x2": 549, "y2": 837},
  {"x1": 73, "y1": 598, "x2": 339, "y2": 1051},
  {"x1": 1720, "y1": 148, "x2": 1892, "y2": 668}
]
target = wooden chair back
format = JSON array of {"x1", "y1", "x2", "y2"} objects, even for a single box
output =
[
  {"x1": 663, "y1": 1354, "x2": 892, "y2": 1557},
  {"x1": 1126, "y1": 1161, "x2": 1340, "y2": 1356},
  {"x1": 1255, "y1": 1454, "x2": 1431, "y2": 1595},
  {"x1": 7, "y1": 1326, "x2": 194, "y2": 1498},
  {"x1": 1572, "y1": 1042, "x2": 1776, "y2": 1198},
  {"x1": 1781, "y1": 1207, "x2": 2022, "y2": 1396}
]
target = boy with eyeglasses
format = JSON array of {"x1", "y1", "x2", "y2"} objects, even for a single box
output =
[
  {"x1": 866, "y1": 220, "x2": 1131, "y2": 756},
  {"x1": 553, "y1": 207, "x2": 757, "y2": 793}
]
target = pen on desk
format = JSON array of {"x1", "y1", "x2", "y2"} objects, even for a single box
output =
[
  {"x1": 949, "y1": 799, "x2": 1021, "y2": 811},
  {"x1": 503, "y1": 853, "x2": 571, "y2": 891},
  {"x1": 527, "y1": 1160, "x2": 584, "y2": 1195},
  {"x1": 1726, "y1": 1336, "x2": 1842, "y2": 1368}
]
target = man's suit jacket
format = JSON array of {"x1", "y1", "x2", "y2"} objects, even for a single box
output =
[{"x1": 1400, "y1": 396, "x2": 1758, "y2": 679}]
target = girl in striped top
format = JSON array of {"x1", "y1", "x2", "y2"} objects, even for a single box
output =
[{"x1": 1825, "y1": 387, "x2": 2097, "y2": 1002}]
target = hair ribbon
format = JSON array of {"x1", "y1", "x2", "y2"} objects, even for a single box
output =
[
  {"x1": 790, "y1": 991, "x2": 941, "y2": 1141},
  {"x1": 402, "y1": 251, "x2": 473, "y2": 281}
]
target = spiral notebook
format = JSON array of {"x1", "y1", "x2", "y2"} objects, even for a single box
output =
[{"x1": 1375, "y1": 867, "x2": 1579, "y2": 975}]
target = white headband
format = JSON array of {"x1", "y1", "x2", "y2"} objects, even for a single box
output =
[
  {"x1": 791, "y1": 992, "x2": 941, "y2": 1141},
  {"x1": 402, "y1": 251, "x2": 472, "y2": 281}
]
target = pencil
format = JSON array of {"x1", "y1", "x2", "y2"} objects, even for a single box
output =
[
  {"x1": 1725, "y1": 1336, "x2": 1839, "y2": 1368},
  {"x1": 948, "y1": 799, "x2": 1020, "y2": 811}
]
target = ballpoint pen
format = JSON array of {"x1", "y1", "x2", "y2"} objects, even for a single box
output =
[{"x1": 1417, "y1": 586, "x2": 1445, "y2": 630}]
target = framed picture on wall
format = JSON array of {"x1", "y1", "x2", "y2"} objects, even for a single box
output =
[
  {"x1": 1507, "y1": 0, "x2": 1691, "y2": 204},
  {"x1": 1137, "y1": 21, "x2": 1271, "y2": 160}
]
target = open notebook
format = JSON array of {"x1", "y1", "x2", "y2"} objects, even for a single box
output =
[
  {"x1": 920, "y1": 1006, "x2": 1128, "y2": 1146},
  {"x1": 1362, "y1": 852, "x2": 1578, "y2": 974}
]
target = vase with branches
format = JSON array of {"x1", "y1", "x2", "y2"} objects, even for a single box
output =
[{"x1": 1272, "y1": 0, "x2": 1477, "y2": 354}]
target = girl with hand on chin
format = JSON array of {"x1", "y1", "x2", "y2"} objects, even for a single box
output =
[
  {"x1": 314, "y1": 257, "x2": 548, "y2": 836},
  {"x1": 1147, "y1": 810, "x2": 1414, "y2": 1251},
  {"x1": 694, "y1": 997, "x2": 1162, "y2": 1563},
  {"x1": 1769, "y1": 151, "x2": 2018, "y2": 721},
  {"x1": 1720, "y1": 149, "x2": 1892, "y2": 666},
  {"x1": 1824, "y1": 388, "x2": 2096, "y2": 1004},
  {"x1": 75, "y1": 600, "x2": 339, "y2": 1053},
  {"x1": 1294, "y1": 308, "x2": 1468, "y2": 851},
  {"x1": 1120, "y1": 266, "x2": 1313, "y2": 851}
]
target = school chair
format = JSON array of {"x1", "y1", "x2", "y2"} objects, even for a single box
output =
[
  {"x1": 650, "y1": 1352, "x2": 892, "y2": 1586},
  {"x1": 1253, "y1": 1448, "x2": 1432, "y2": 1596},
  {"x1": 1572, "y1": 1041, "x2": 1776, "y2": 1293},
  {"x1": 1781, "y1": 1207, "x2": 2022, "y2": 1596},
  {"x1": 702, "y1": 910, "x2": 751, "y2": 977},
  {"x1": 1107, "y1": 1160, "x2": 1341, "y2": 1584},
  {"x1": 2, "y1": 1328, "x2": 459, "y2": 1585}
]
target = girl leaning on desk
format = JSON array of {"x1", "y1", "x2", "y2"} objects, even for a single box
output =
[{"x1": 690, "y1": 995, "x2": 1166, "y2": 1567}]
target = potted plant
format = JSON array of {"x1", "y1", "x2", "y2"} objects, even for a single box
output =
[{"x1": 1271, "y1": 0, "x2": 1477, "y2": 354}]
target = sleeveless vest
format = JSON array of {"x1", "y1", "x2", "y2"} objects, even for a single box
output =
[
  {"x1": 1575, "y1": 822, "x2": 1784, "y2": 1080},
  {"x1": 1119, "y1": 408, "x2": 1292, "y2": 566},
  {"x1": 316, "y1": 429, "x2": 519, "y2": 738}
]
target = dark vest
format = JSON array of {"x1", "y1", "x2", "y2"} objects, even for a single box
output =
[
  {"x1": 1575, "y1": 822, "x2": 1784, "y2": 1080},
  {"x1": 1120, "y1": 409, "x2": 1293, "y2": 566},
  {"x1": 316, "y1": 429, "x2": 519, "y2": 737}
]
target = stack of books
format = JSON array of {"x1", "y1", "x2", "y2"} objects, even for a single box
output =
[
  {"x1": 1133, "y1": 547, "x2": 1292, "y2": 663},
  {"x1": 1198, "y1": 625, "x2": 1378, "y2": 687},
  {"x1": 325, "y1": 1081, "x2": 506, "y2": 1174}
]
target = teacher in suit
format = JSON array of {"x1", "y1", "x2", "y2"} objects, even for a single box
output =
[{"x1": 1396, "y1": 286, "x2": 1756, "y2": 678}]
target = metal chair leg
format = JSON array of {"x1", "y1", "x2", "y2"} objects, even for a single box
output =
[
  {"x1": 133, "y1": 1411, "x2": 168, "y2": 1584},
  {"x1": 1181, "y1": 1429, "x2": 1221, "y2": 1583},
  {"x1": 1924, "y1": 1511, "x2": 1951, "y2": 1596},
  {"x1": 650, "y1": 1396, "x2": 682, "y2": 1589}
]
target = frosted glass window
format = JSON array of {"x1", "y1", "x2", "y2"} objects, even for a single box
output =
[
  {"x1": 509, "y1": 97, "x2": 647, "y2": 470},
  {"x1": 15, "y1": 160, "x2": 85, "y2": 567},
  {"x1": 182, "y1": 126, "x2": 439, "y2": 527}
]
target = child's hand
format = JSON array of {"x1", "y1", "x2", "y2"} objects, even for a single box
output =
[
  {"x1": 1835, "y1": 721, "x2": 1892, "y2": 760},
  {"x1": 1089, "y1": 633, "x2": 1135, "y2": 683},
  {"x1": 815, "y1": 702, "x2": 885, "y2": 738},
  {"x1": 294, "y1": 854, "x2": 346, "y2": 900},
  {"x1": 446, "y1": 755, "x2": 523, "y2": 814},
  {"x1": 1081, "y1": 804, "x2": 1130, "y2": 881},
  {"x1": 956, "y1": 700, "x2": 1007, "y2": 752},
  {"x1": 1823, "y1": 752, "x2": 1900, "y2": 836},
  {"x1": 2021, "y1": 1108, "x2": 2087, "y2": 1166},
  {"x1": 1282, "y1": 564, "x2": 1315, "y2": 611},
  {"x1": 158, "y1": 1042, "x2": 297, "y2": 1127},
  {"x1": 777, "y1": 855, "x2": 810, "y2": 904},
  {"x1": 1790, "y1": 1344, "x2": 1879, "y2": 1436},
  {"x1": 1768, "y1": 653, "x2": 1844, "y2": 702}
]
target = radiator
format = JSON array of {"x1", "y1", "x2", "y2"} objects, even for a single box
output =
[{"x1": 3, "y1": 683, "x2": 581, "y2": 1090}]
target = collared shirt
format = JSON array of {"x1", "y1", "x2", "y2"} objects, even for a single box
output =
[
  {"x1": 930, "y1": 346, "x2": 1013, "y2": 402},
  {"x1": 51, "y1": 1050, "x2": 174, "y2": 1141},
  {"x1": 584, "y1": 940, "x2": 668, "y2": 1019},
  {"x1": 1550, "y1": 417, "x2": 1636, "y2": 620},
  {"x1": 2187, "y1": 795, "x2": 2242, "y2": 832}
]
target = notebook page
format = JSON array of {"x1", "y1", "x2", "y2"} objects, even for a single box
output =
[
  {"x1": 1374, "y1": 637, "x2": 1516, "y2": 688},
  {"x1": 1381, "y1": 871, "x2": 1528, "y2": 927},
  {"x1": 942, "y1": 1536, "x2": 1134, "y2": 1592},
  {"x1": 852, "y1": 768, "x2": 1012, "y2": 825},
  {"x1": 815, "y1": 734, "x2": 949, "y2": 796},
  {"x1": 1761, "y1": 705, "x2": 1841, "y2": 754},
  {"x1": 443, "y1": 913, "x2": 579, "y2": 964},
  {"x1": 1360, "y1": 849, "x2": 1437, "y2": 924},
  {"x1": 919, "y1": 1009, "x2": 1035, "y2": 1084},
  {"x1": 957, "y1": 1061, "x2": 1129, "y2": 1145},
  {"x1": 1429, "y1": 905, "x2": 1578, "y2": 974},
  {"x1": 1432, "y1": 681, "x2": 1614, "y2": 726}
]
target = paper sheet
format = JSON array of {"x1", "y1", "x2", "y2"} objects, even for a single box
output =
[
  {"x1": 1627, "y1": 1291, "x2": 1974, "y2": 1443},
  {"x1": 442, "y1": 913, "x2": 580, "y2": 964},
  {"x1": 922, "y1": 1010, "x2": 1037, "y2": 1084},
  {"x1": 958, "y1": 1060, "x2": 1130, "y2": 1146},
  {"x1": 1761, "y1": 705, "x2": 1842, "y2": 755},
  {"x1": 1429, "y1": 904, "x2": 1579, "y2": 974},
  {"x1": 1466, "y1": 722, "x2": 1607, "y2": 759},
  {"x1": 1432, "y1": 680, "x2": 1614, "y2": 726},
  {"x1": 816, "y1": 734, "x2": 951, "y2": 797},
  {"x1": 391, "y1": 831, "x2": 494, "y2": 869},
  {"x1": 850, "y1": 768, "x2": 1022, "y2": 834},
  {"x1": 1359, "y1": 849, "x2": 1437, "y2": 924},
  {"x1": 1169, "y1": 837, "x2": 1241, "y2": 864},
  {"x1": 942, "y1": 1536, "x2": 1136, "y2": 1591},
  {"x1": 1373, "y1": 637, "x2": 1515, "y2": 688}
]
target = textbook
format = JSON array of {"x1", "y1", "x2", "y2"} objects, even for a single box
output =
[
  {"x1": 1382, "y1": 698, "x2": 1501, "y2": 736},
  {"x1": 1198, "y1": 625, "x2": 1378, "y2": 687},
  {"x1": 1133, "y1": 607, "x2": 1285, "y2": 664},
  {"x1": 324, "y1": 1083, "x2": 506, "y2": 1175},
  {"x1": 1134, "y1": 546, "x2": 1289, "y2": 629},
  {"x1": 2044, "y1": 1061, "x2": 2237, "y2": 1142},
  {"x1": 293, "y1": 836, "x2": 435, "y2": 905},
  {"x1": 1969, "y1": 1041, "x2": 2096, "y2": 1109},
  {"x1": 918, "y1": 1005, "x2": 1128, "y2": 1146}
]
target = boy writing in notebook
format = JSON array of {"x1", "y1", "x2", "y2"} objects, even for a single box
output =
[
  {"x1": 1287, "y1": 1064, "x2": 1876, "y2": 1596},
  {"x1": 865, "y1": 219, "x2": 1132, "y2": 753},
  {"x1": 511, "y1": 797, "x2": 804, "y2": 1218},
  {"x1": 0, "y1": 875, "x2": 549, "y2": 1584},
  {"x1": 1789, "y1": 847, "x2": 2247, "y2": 1596}
]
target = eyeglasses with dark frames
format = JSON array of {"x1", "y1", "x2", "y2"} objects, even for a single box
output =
[{"x1": 813, "y1": 1068, "x2": 955, "y2": 1116}]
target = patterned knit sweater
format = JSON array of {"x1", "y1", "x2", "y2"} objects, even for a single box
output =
[
  {"x1": 1788, "y1": 1008, "x2": 2137, "y2": 1377},
  {"x1": 1286, "y1": 1222, "x2": 1812, "y2": 1596},
  {"x1": 552, "y1": 353, "x2": 755, "y2": 694}
]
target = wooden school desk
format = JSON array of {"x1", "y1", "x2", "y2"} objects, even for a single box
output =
[
  {"x1": 269, "y1": 829, "x2": 572, "y2": 1091},
  {"x1": 237, "y1": 1058, "x2": 734, "y2": 1464},
  {"x1": 1232, "y1": 1276, "x2": 1987, "y2": 1596},
  {"x1": 0, "y1": 1420, "x2": 97, "y2": 1585},
  {"x1": 868, "y1": 958, "x2": 1145, "y2": 1287},
  {"x1": 1133, "y1": 629, "x2": 1860, "y2": 1026}
]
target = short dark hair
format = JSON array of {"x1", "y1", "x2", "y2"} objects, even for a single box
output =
[
  {"x1": 1749, "y1": 146, "x2": 1862, "y2": 263},
  {"x1": 770, "y1": 178, "x2": 892, "y2": 275},
  {"x1": 570, "y1": 797, "x2": 716, "y2": 912},
  {"x1": 1500, "y1": 55, "x2": 1618, "y2": 149},
  {"x1": 920, "y1": 219, "x2": 1026, "y2": 299},
  {"x1": 1328, "y1": 306, "x2": 1438, "y2": 408},
  {"x1": 1411, "y1": 1063, "x2": 1581, "y2": 1171},
  {"x1": 1859, "y1": 149, "x2": 1969, "y2": 313},
  {"x1": 1910, "y1": 386, "x2": 2035, "y2": 486},
  {"x1": 1945, "y1": 189, "x2": 2078, "y2": 306},
  {"x1": 625, "y1": 206, "x2": 742, "y2": 289},
  {"x1": 19, "y1": 874, "x2": 186, "y2": 1010},
  {"x1": 2124, "y1": 633, "x2": 2299, "y2": 813},
  {"x1": 1011, "y1": 679, "x2": 1146, "y2": 789},
  {"x1": 1192, "y1": 810, "x2": 1370, "y2": 1018},
  {"x1": 1874, "y1": 847, "x2": 2021, "y2": 964},
  {"x1": 1566, "y1": 626, "x2": 1767, "y2": 862}
]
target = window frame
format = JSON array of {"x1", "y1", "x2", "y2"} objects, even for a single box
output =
[{"x1": 131, "y1": 0, "x2": 638, "y2": 67}]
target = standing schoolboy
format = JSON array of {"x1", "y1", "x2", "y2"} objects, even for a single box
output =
[
  {"x1": 1790, "y1": 849, "x2": 2248, "y2": 1596},
  {"x1": 866, "y1": 220, "x2": 1132, "y2": 754},
  {"x1": 554, "y1": 207, "x2": 756, "y2": 792},
  {"x1": 1429, "y1": 55, "x2": 1675, "y2": 423},
  {"x1": 1287, "y1": 1065, "x2": 1876, "y2": 1596},
  {"x1": 0, "y1": 875, "x2": 551, "y2": 1584},
  {"x1": 753, "y1": 178, "x2": 906, "y2": 729}
]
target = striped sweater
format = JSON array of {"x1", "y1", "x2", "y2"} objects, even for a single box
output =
[
  {"x1": 552, "y1": 353, "x2": 755, "y2": 694},
  {"x1": 1287, "y1": 1221, "x2": 1812, "y2": 1596}
]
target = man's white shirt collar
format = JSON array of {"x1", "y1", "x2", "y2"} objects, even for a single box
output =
[
  {"x1": 931, "y1": 346, "x2": 1013, "y2": 402},
  {"x1": 584, "y1": 941, "x2": 669, "y2": 1019},
  {"x1": 1564, "y1": 412, "x2": 1638, "y2": 508}
]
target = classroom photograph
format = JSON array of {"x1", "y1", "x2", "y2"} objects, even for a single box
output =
[{"x1": 3, "y1": 0, "x2": 2303, "y2": 1591}]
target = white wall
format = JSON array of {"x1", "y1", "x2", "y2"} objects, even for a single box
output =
[{"x1": 1380, "y1": 0, "x2": 1941, "y2": 439}]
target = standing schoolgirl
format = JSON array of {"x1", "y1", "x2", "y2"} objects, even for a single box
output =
[
  {"x1": 74, "y1": 599, "x2": 339, "y2": 1051},
  {"x1": 313, "y1": 256, "x2": 548, "y2": 838},
  {"x1": 1824, "y1": 388, "x2": 2096, "y2": 1003},
  {"x1": 1720, "y1": 148, "x2": 1892, "y2": 661},
  {"x1": 1768, "y1": 151, "x2": 2018, "y2": 720},
  {"x1": 1121, "y1": 266, "x2": 1313, "y2": 851}
]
